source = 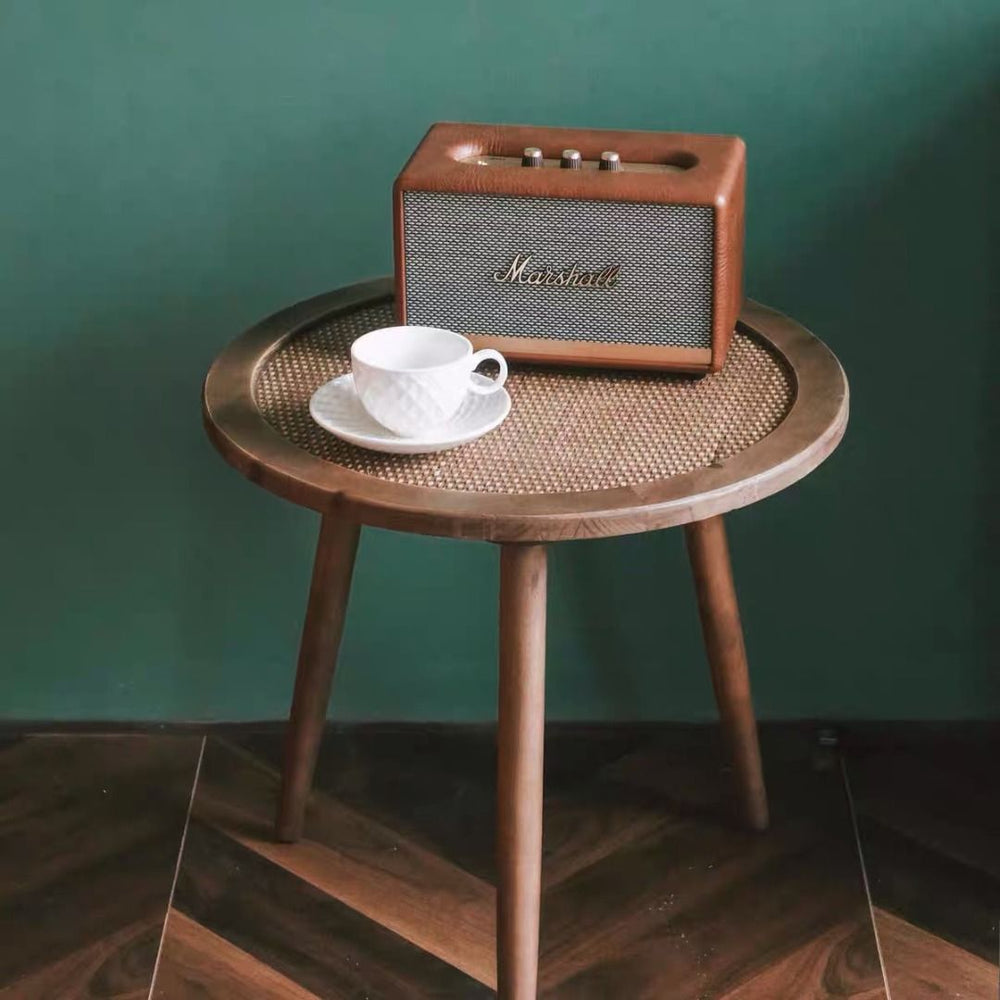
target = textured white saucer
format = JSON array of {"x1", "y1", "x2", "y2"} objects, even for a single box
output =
[{"x1": 309, "y1": 373, "x2": 511, "y2": 454}]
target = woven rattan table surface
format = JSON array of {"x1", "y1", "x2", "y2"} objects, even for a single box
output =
[
  {"x1": 205, "y1": 279, "x2": 847, "y2": 540},
  {"x1": 254, "y1": 295, "x2": 795, "y2": 496}
]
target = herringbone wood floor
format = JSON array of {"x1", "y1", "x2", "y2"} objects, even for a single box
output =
[{"x1": 0, "y1": 727, "x2": 996, "y2": 998}]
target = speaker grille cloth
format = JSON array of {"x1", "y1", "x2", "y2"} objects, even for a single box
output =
[
  {"x1": 254, "y1": 297, "x2": 794, "y2": 495},
  {"x1": 403, "y1": 191, "x2": 714, "y2": 348}
]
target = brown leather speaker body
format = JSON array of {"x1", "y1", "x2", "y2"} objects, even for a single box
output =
[{"x1": 394, "y1": 122, "x2": 745, "y2": 373}]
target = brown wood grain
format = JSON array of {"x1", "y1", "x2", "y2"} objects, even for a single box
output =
[
  {"x1": 0, "y1": 736, "x2": 197, "y2": 898},
  {"x1": 717, "y1": 918, "x2": 887, "y2": 999},
  {"x1": 874, "y1": 908, "x2": 998, "y2": 1000},
  {"x1": 172, "y1": 817, "x2": 492, "y2": 998},
  {"x1": 202, "y1": 280, "x2": 849, "y2": 541},
  {"x1": 244, "y1": 727, "x2": 501, "y2": 882},
  {"x1": 846, "y1": 742, "x2": 1000, "y2": 963},
  {"x1": 537, "y1": 729, "x2": 881, "y2": 997},
  {"x1": 181, "y1": 730, "x2": 885, "y2": 998},
  {"x1": 848, "y1": 746, "x2": 1000, "y2": 881},
  {"x1": 497, "y1": 544, "x2": 548, "y2": 1000},
  {"x1": 0, "y1": 916, "x2": 160, "y2": 1000},
  {"x1": 276, "y1": 513, "x2": 359, "y2": 843},
  {"x1": 685, "y1": 516, "x2": 768, "y2": 831},
  {"x1": 154, "y1": 910, "x2": 320, "y2": 1000},
  {"x1": 0, "y1": 840, "x2": 177, "y2": 985},
  {"x1": 242, "y1": 725, "x2": 658, "y2": 889},
  {"x1": 541, "y1": 784, "x2": 673, "y2": 891},
  {"x1": 193, "y1": 739, "x2": 497, "y2": 988},
  {"x1": 11, "y1": 727, "x2": 1000, "y2": 999},
  {"x1": 0, "y1": 736, "x2": 201, "y2": 995},
  {"x1": 541, "y1": 830, "x2": 882, "y2": 998}
]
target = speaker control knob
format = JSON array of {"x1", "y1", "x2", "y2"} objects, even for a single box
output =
[
  {"x1": 521, "y1": 147, "x2": 543, "y2": 167},
  {"x1": 560, "y1": 149, "x2": 582, "y2": 170},
  {"x1": 599, "y1": 150, "x2": 622, "y2": 172}
]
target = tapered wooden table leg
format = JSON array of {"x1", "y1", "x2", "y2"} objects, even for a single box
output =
[
  {"x1": 497, "y1": 544, "x2": 547, "y2": 1000},
  {"x1": 276, "y1": 514, "x2": 360, "y2": 843},
  {"x1": 684, "y1": 515, "x2": 769, "y2": 832}
]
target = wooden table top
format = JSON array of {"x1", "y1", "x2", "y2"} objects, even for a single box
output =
[{"x1": 203, "y1": 277, "x2": 848, "y2": 542}]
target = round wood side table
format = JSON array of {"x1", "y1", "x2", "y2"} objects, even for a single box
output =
[{"x1": 203, "y1": 277, "x2": 848, "y2": 1000}]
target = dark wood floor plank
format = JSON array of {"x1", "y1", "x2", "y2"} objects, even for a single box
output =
[
  {"x1": 856, "y1": 818, "x2": 1000, "y2": 963},
  {"x1": 303, "y1": 726, "x2": 499, "y2": 883},
  {"x1": 240, "y1": 728, "x2": 499, "y2": 882},
  {"x1": 540, "y1": 816, "x2": 771, "y2": 982},
  {"x1": 215, "y1": 728, "x2": 886, "y2": 999},
  {"x1": 873, "y1": 908, "x2": 998, "y2": 1000},
  {"x1": 542, "y1": 781, "x2": 673, "y2": 890},
  {"x1": 16, "y1": 726, "x2": 998, "y2": 999},
  {"x1": 0, "y1": 835, "x2": 178, "y2": 986},
  {"x1": 0, "y1": 736, "x2": 196, "y2": 897},
  {"x1": 848, "y1": 746, "x2": 1000, "y2": 879},
  {"x1": 0, "y1": 736, "x2": 201, "y2": 996},
  {"x1": 240, "y1": 725, "x2": 648, "y2": 884},
  {"x1": 193, "y1": 738, "x2": 498, "y2": 988},
  {"x1": 172, "y1": 817, "x2": 492, "y2": 999},
  {"x1": 154, "y1": 909, "x2": 321, "y2": 999},
  {"x1": 541, "y1": 829, "x2": 882, "y2": 998},
  {"x1": 598, "y1": 726, "x2": 851, "y2": 829},
  {"x1": 539, "y1": 737, "x2": 884, "y2": 998},
  {"x1": 718, "y1": 918, "x2": 887, "y2": 1000},
  {"x1": 847, "y1": 740, "x2": 1000, "y2": 991},
  {"x1": 0, "y1": 916, "x2": 159, "y2": 1000}
]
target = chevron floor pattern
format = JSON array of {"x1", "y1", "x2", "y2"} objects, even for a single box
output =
[{"x1": 0, "y1": 727, "x2": 996, "y2": 998}]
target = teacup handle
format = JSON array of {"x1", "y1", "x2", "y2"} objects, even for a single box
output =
[{"x1": 468, "y1": 349, "x2": 508, "y2": 395}]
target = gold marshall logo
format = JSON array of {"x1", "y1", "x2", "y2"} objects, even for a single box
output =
[{"x1": 493, "y1": 253, "x2": 620, "y2": 288}]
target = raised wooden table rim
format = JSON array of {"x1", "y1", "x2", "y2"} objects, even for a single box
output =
[{"x1": 203, "y1": 276, "x2": 848, "y2": 544}]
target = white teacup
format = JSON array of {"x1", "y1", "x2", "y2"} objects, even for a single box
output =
[{"x1": 351, "y1": 325, "x2": 508, "y2": 437}]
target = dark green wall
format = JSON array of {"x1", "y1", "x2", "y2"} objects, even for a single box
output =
[{"x1": 2, "y1": 1, "x2": 997, "y2": 722}]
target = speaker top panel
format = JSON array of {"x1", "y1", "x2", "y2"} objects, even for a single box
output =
[{"x1": 395, "y1": 122, "x2": 745, "y2": 208}]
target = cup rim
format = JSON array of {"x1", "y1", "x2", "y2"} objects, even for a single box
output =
[{"x1": 351, "y1": 325, "x2": 471, "y2": 374}]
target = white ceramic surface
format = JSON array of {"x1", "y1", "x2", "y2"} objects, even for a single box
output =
[
  {"x1": 350, "y1": 325, "x2": 508, "y2": 437},
  {"x1": 309, "y1": 373, "x2": 511, "y2": 454}
]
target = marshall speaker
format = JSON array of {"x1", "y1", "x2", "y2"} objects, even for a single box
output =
[{"x1": 393, "y1": 122, "x2": 746, "y2": 373}]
